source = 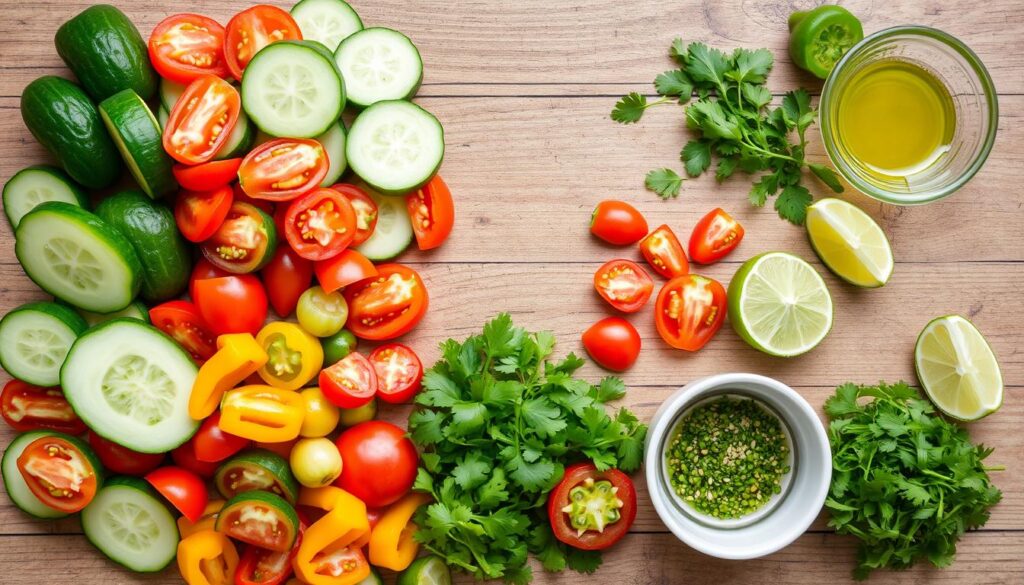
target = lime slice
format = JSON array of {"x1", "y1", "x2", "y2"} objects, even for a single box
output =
[
  {"x1": 728, "y1": 252, "x2": 833, "y2": 357},
  {"x1": 915, "y1": 315, "x2": 1003, "y2": 421},
  {"x1": 398, "y1": 556, "x2": 451, "y2": 585},
  {"x1": 806, "y1": 198, "x2": 894, "y2": 288}
]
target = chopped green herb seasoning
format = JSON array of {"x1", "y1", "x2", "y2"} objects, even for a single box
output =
[{"x1": 665, "y1": 396, "x2": 790, "y2": 518}]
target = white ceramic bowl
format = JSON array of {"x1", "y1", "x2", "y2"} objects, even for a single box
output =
[{"x1": 644, "y1": 373, "x2": 831, "y2": 559}]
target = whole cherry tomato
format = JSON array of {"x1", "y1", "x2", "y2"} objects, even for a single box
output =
[
  {"x1": 582, "y1": 317, "x2": 641, "y2": 371},
  {"x1": 261, "y1": 246, "x2": 314, "y2": 317},
  {"x1": 590, "y1": 200, "x2": 648, "y2": 245}
]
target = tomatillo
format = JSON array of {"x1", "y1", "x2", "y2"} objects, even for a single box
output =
[{"x1": 789, "y1": 5, "x2": 863, "y2": 79}]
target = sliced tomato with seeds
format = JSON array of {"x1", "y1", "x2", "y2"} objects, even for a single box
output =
[
  {"x1": 261, "y1": 246, "x2": 314, "y2": 317},
  {"x1": 175, "y1": 185, "x2": 234, "y2": 243},
  {"x1": 593, "y1": 259, "x2": 654, "y2": 313},
  {"x1": 239, "y1": 139, "x2": 328, "y2": 201},
  {"x1": 235, "y1": 518, "x2": 305, "y2": 585},
  {"x1": 224, "y1": 5, "x2": 302, "y2": 81},
  {"x1": 406, "y1": 175, "x2": 454, "y2": 250},
  {"x1": 639, "y1": 224, "x2": 689, "y2": 279},
  {"x1": 173, "y1": 158, "x2": 242, "y2": 192},
  {"x1": 163, "y1": 75, "x2": 241, "y2": 165},
  {"x1": 284, "y1": 189, "x2": 356, "y2": 261},
  {"x1": 343, "y1": 264, "x2": 429, "y2": 341},
  {"x1": 654, "y1": 275, "x2": 727, "y2": 351},
  {"x1": 217, "y1": 492, "x2": 299, "y2": 552},
  {"x1": 688, "y1": 208, "x2": 745, "y2": 264},
  {"x1": 1, "y1": 380, "x2": 85, "y2": 434},
  {"x1": 149, "y1": 300, "x2": 218, "y2": 362},
  {"x1": 16, "y1": 434, "x2": 100, "y2": 513},
  {"x1": 329, "y1": 184, "x2": 377, "y2": 245},
  {"x1": 148, "y1": 13, "x2": 229, "y2": 84},
  {"x1": 318, "y1": 352, "x2": 377, "y2": 409},
  {"x1": 200, "y1": 201, "x2": 277, "y2": 273},
  {"x1": 368, "y1": 343, "x2": 423, "y2": 404},
  {"x1": 314, "y1": 249, "x2": 377, "y2": 293},
  {"x1": 311, "y1": 546, "x2": 369, "y2": 581}
]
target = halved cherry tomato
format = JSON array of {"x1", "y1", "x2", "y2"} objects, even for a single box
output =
[
  {"x1": 368, "y1": 344, "x2": 423, "y2": 404},
  {"x1": 175, "y1": 185, "x2": 233, "y2": 243},
  {"x1": 17, "y1": 434, "x2": 99, "y2": 513},
  {"x1": 194, "y1": 411, "x2": 250, "y2": 463},
  {"x1": 149, "y1": 300, "x2": 218, "y2": 362},
  {"x1": 224, "y1": 5, "x2": 302, "y2": 81},
  {"x1": 590, "y1": 200, "x2": 648, "y2": 246},
  {"x1": 548, "y1": 463, "x2": 637, "y2": 550},
  {"x1": 284, "y1": 189, "x2": 356, "y2": 261},
  {"x1": 330, "y1": 184, "x2": 377, "y2": 246},
  {"x1": 172, "y1": 440, "x2": 220, "y2": 477},
  {"x1": 334, "y1": 421, "x2": 418, "y2": 508},
  {"x1": 192, "y1": 274, "x2": 269, "y2": 336},
  {"x1": 406, "y1": 175, "x2": 454, "y2": 250},
  {"x1": 0, "y1": 380, "x2": 85, "y2": 434},
  {"x1": 88, "y1": 432, "x2": 164, "y2": 476},
  {"x1": 146, "y1": 466, "x2": 210, "y2": 523},
  {"x1": 200, "y1": 201, "x2": 277, "y2": 273},
  {"x1": 343, "y1": 264, "x2": 429, "y2": 341},
  {"x1": 262, "y1": 246, "x2": 314, "y2": 317},
  {"x1": 314, "y1": 249, "x2": 377, "y2": 293},
  {"x1": 163, "y1": 75, "x2": 241, "y2": 165},
  {"x1": 654, "y1": 275, "x2": 727, "y2": 351},
  {"x1": 309, "y1": 546, "x2": 369, "y2": 582},
  {"x1": 639, "y1": 224, "x2": 689, "y2": 279},
  {"x1": 582, "y1": 317, "x2": 641, "y2": 372},
  {"x1": 319, "y1": 352, "x2": 377, "y2": 409},
  {"x1": 689, "y1": 208, "x2": 745, "y2": 264},
  {"x1": 148, "y1": 13, "x2": 229, "y2": 84},
  {"x1": 235, "y1": 518, "x2": 306, "y2": 585},
  {"x1": 593, "y1": 259, "x2": 654, "y2": 313},
  {"x1": 236, "y1": 182, "x2": 276, "y2": 216},
  {"x1": 173, "y1": 159, "x2": 242, "y2": 192},
  {"x1": 239, "y1": 139, "x2": 327, "y2": 201}
]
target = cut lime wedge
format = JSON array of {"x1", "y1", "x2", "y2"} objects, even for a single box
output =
[
  {"x1": 806, "y1": 198, "x2": 894, "y2": 288},
  {"x1": 728, "y1": 252, "x2": 833, "y2": 357},
  {"x1": 397, "y1": 556, "x2": 451, "y2": 585},
  {"x1": 915, "y1": 315, "x2": 1003, "y2": 421}
]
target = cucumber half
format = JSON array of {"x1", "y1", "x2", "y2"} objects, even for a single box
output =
[
  {"x1": 346, "y1": 100, "x2": 443, "y2": 195},
  {"x1": 2, "y1": 431, "x2": 71, "y2": 519},
  {"x1": 3, "y1": 165, "x2": 88, "y2": 229},
  {"x1": 291, "y1": 0, "x2": 364, "y2": 52},
  {"x1": 81, "y1": 476, "x2": 179, "y2": 572},
  {"x1": 15, "y1": 203, "x2": 142, "y2": 313},
  {"x1": 75, "y1": 299, "x2": 150, "y2": 327},
  {"x1": 355, "y1": 185, "x2": 413, "y2": 261},
  {"x1": 99, "y1": 89, "x2": 177, "y2": 199},
  {"x1": 61, "y1": 319, "x2": 199, "y2": 453},
  {"x1": 0, "y1": 301, "x2": 87, "y2": 386},
  {"x1": 317, "y1": 120, "x2": 348, "y2": 186},
  {"x1": 335, "y1": 27, "x2": 422, "y2": 108}
]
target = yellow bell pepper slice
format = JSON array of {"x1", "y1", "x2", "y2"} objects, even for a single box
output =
[
  {"x1": 257, "y1": 322, "x2": 324, "y2": 391},
  {"x1": 293, "y1": 486, "x2": 371, "y2": 585},
  {"x1": 368, "y1": 492, "x2": 432, "y2": 571},
  {"x1": 177, "y1": 499, "x2": 226, "y2": 539},
  {"x1": 190, "y1": 334, "x2": 268, "y2": 420},
  {"x1": 219, "y1": 385, "x2": 305, "y2": 442},
  {"x1": 177, "y1": 529, "x2": 239, "y2": 585}
]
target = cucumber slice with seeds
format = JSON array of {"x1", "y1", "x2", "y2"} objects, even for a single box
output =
[
  {"x1": 0, "y1": 302, "x2": 87, "y2": 386},
  {"x1": 335, "y1": 27, "x2": 422, "y2": 108},
  {"x1": 317, "y1": 121, "x2": 348, "y2": 186},
  {"x1": 99, "y1": 89, "x2": 177, "y2": 199},
  {"x1": 81, "y1": 476, "x2": 178, "y2": 572},
  {"x1": 355, "y1": 185, "x2": 413, "y2": 261},
  {"x1": 346, "y1": 100, "x2": 443, "y2": 195},
  {"x1": 291, "y1": 0, "x2": 363, "y2": 52},
  {"x1": 3, "y1": 165, "x2": 88, "y2": 229}
]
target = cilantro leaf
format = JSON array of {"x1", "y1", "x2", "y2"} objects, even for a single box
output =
[
  {"x1": 775, "y1": 184, "x2": 812, "y2": 224},
  {"x1": 595, "y1": 377, "x2": 627, "y2": 403},
  {"x1": 654, "y1": 69, "x2": 693, "y2": 99},
  {"x1": 611, "y1": 92, "x2": 649, "y2": 124},
  {"x1": 669, "y1": 37, "x2": 687, "y2": 64},
  {"x1": 685, "y1": 42, "x2": 731, "y2": 89},
  {"x1": 727, "y1": 48, "x2": 773, "y2": 84},
  {"x1": 749, "y1": 172, "x2": 778, "y2": 207},
  {"x1": 716, "y1": 157, "x2": 738, "y2": 182},
  {"x1": 645, "y1": 168, "x2": 683, "y2": 199},
  {"x1": 782, "y1": 89, "x2": 813, "y2": 131},
  {"x1": 681, "y1": 139, "x2": 712, "y2": 177}
]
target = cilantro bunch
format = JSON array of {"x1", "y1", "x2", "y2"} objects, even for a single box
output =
[
  {"x1": 407, "y1": 314, "x2": 647, "y2": 584},
  {"x1": 824, "y1": 382, "x2": 1003, "y2": 580},
  {"x1": 611, "y1": 39, "x2": 843, "y2": 224}
]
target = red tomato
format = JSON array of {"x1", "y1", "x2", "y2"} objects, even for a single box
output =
[
  {"x1": 238, "y1": 139, "x2": 328, "y2": 201},
  {"x1": 223, "y1": 5, "x2": 302, "y2": 81},
  {"x1": 148, "y1": 13, "x2": 229, "y2": 84},
  {"x1": 688, "y1": 208, "x2": 745, "y2": 264},
  {"x1": 254, "y1": 439, "x2": 297, "y2": 460},
  {"x1": 149, "y1": 300, "x2": 218, "y2": 362},
  {"x1": 314, "y1": 249, "x2": 377, "y2": 293},
  {"x1": 330, "y1": 184, "x2": 378, "y2": 246},
  {"x1": 163, "y1": 75, "x2": 241, "y2": 164},
  {"x1": 334, "y1": 421, "x2": 418, "y2": 508},
  {"x1": 17, "y1": 434, "x2": 99, "y2": 513},
  {"x1": 284, "y1": 189, "x2": 356, "y2": 261},
  {"x1": 174, "y1": 185, "x2": 233, "y2": 243},
  {"x1": 200, "y1": 201, "x2": 276, "y2": 274},
  {"x1": 308, "y1": 547, "x2": 369, "y2": 582},
  {"x1": 88, "y1": 432, "x2": 164, "y2": 476},
  {"x1": 654, "y1": 275, "x2": 727, "y2": 351},
  {"x1": 235, "y1": 519, "x2": 305, "y2": 585},
  {"x1": 548, "y1": 463, "x2": 637, "y2": 550},
  {"x1": 593, "y1": 259, "x2": 654, "y2": 313},
  {"x1": 193, "y1": 411, "x2": 249, "y2": 463},
  {"x1": 319, "y1": 353, "x2": 377, "y2": 409},
  {"x1": 0, "y1": 380, "x2": 85, "y2": 434},
  {"x1": 235, "y1": 182, "x2": 276, "y2": 216},
  {"x1": 192, "y1": 274, "x2": 269, "y2": 336},
  {"x1": 189, "y1": 258, "x2": 232, "y2": 299},
  {"x1": 343, "y1": 264, "x2": 428, "y2": 341},
  {"x1": 406, "y1": 175, "x2": 454, "y2": 250},
  {"x1": 145, "y1": 466, "x2": 209, "y2": 522},
  {"x1": 368, "y1": 344, "x2": 423, "y2": 404},
  {"x1": 639, "y1": 224, "x2": 689, "y2": 279},
  {"x1": 582, "y1": 317, "x2": 641, "y2": 372},
  {"x1": 261, "y1": 246, "x2": 314, "y2": 317},
  {"x1": 171, "y1": 440, "x2": 220, "y2": 477},
  {"x1": 172, "y1": 158, "x2": 242, "y2": 192},
  {"x1": 590, "y1": 200, "x2": 648, "y2": 246}
]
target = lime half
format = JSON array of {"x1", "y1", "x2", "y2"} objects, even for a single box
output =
[
  {"x1": 728, "y1": 252, "x2": 833, "y2": 357},
  {"x1": 806, "y1": 198, "x2": 893, "y2": 288},
  {"x1": 398, "y1": 556, "x2": 451, "y2": 585},
  {"x1": 915, "y1": 315, "x2": 1003, "y2": 421}
]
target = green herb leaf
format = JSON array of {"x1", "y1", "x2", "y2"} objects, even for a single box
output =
[
  {"x1": 716, "y1": 157, "x2": 739, "y2": 182},
  {"x1": 809, "y1": 163, "x2": 845, "y2": 193},
  {"x1": 749, "y1": 173, "x2": 778, "y2": 207},
  {"x1": 611, "y1": 92, "x2": 649, "y2": 124},
  {"x1": 775, "y1": 184, "x2": 812, "y2": 224},
  {"x1": 655, "y1": 69, "x2": 693, "y2": 99},
  {"x1": 681, "y1": 139, "x2": 713, "y2": 177},
  {"x1": 686, "y1": 42, "x2": 731, "y2": 88},
  {"x1": 727, "y1": 48, "x2": 773, "y2": 84},
  {"x1": 645, "y1": 168, "x2": 683, "y2": 199}
]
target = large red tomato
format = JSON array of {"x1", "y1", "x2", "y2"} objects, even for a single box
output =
[{"x1": 333, "y1": 421, "x2": 418, "y2": 508}]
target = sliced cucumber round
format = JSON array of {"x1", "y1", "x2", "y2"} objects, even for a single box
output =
[
  {"x1": 242, "y1": 40, "x2": 346, "y2": 138},
  {"x1": 216, "y1": 106, "x2": 256, "y2": 160},
  {"x1": 75, "y1": 299, "x2": 150, "y2": 327},
  {"x1": 355, "y1": 185, "x2": 413, "y2": 261},
  {"x1": 82, "y1": 476, "x2": 178, "y2": 572},
  {"x1": 15, "y1": 203, "x2": 142, "y2": 313},
  {"x1": 291, "y1": 0, "x2": 363, "y2": 52},
  {"x1": 2, "y1": 431, "x2": 72, "y2": 519},
  {"x1": 335, "y1": 27, "x2": 422, "y2": 108},
  {"x1": 317, "y1": 121, "x2": 348, "y2": 186},
  {"x1": 3, "y1": 165, "x2": 88, "y2": 229},
  {"x1": 0, "y1": 301, "x2": 87, "y2": 386},
  {"x1": 158, "y1": 78, "x2": 186, "y2": 112},
  {"x1": 346, "y1": 100, "x2": 443, "y2": 195},
  {"x1": 99, "y1": 90, "x2": 178, "y2": 199},
  {"x1": 61, "y1": 319, "x2": 199, "y2": 453}
]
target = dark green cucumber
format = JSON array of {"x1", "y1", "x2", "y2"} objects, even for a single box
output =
[
  {"x1": 20, "y1": 76, "x2": 121, "y2": 189},
  {"x1": 214, "y1": 449, "x2": 299, "y2": 504},
  {"x1": 54, "y1": 5, "x2": 157, "y2": 101},
  {"x1": 94, "y1": 191, "x2": 189, "y2": 303},
  {"x1": 99, "y1": 90, "x2": 177, "y2": 198}
]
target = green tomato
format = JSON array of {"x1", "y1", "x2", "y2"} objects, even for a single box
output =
[
  {"x1": 339, "y1": 398, "x2": 377, "y2": 427},
  {"x1": 297, "y1": 286, "x2": 348, "y2": 337},
  {"x1": 788, "y1": 5, "x2": 864, "y2": 79},
  {"x1": 290, "y1": 437, "x2": 343, "y2": 488},
  {"x1": 321, "y1": 329, "x2": 358, "y2": 366}
]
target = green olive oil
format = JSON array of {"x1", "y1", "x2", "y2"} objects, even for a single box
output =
[{"x1": 838, "y1": 60, "x2": 956, "y2": 178}]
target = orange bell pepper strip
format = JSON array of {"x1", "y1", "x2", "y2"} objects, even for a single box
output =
[
  {"x1": 177, "y1": 529, "x2": 239, "y2": 585},
  {"x1": 177, "y1": 499, "x2": 226, "y2": 539},
  {"x1": 368, "y1": 492, "x2": 432, "y2": 571},
  {"x1": 293, "y1": 486, "x2": 371, "y2": 585},
  {"x1": 219, "y1": 385, "x2": 304, "y2": 442},
  {"x1": 190, "y1": 334, "x2": 268, "y2": 420}
]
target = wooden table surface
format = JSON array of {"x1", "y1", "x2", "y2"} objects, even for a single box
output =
[{"x1": 1, "y1": 0, "x2": 1022, "y2": 583}]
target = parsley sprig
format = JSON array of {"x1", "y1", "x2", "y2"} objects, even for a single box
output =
[
  {"x1": 824, "y1": 382, "x2": 1003, "y2": 580},
  {"x1": 408, "y1": 314, "x2": 647, "y2": 584},
  {"x1": 612, "y1": 40, "x2": 843, "y2": 224}
]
